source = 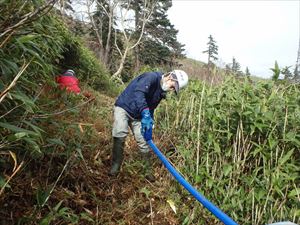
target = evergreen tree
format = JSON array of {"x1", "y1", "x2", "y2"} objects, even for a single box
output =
[
  {"x1": 282, "y1": 66, "x2": 293, "y2": 80},
  {"x1": 138, "y1": 0, "x2": 185, "y2": 68},
  {"x1": 203, "y1": 35, "x2": 218, "y2": 65},
  {"x1": 74, "y1": 0, "x2": 184, "y2": 78},
  {"x1": 245, "y1": 67, "x2": 251, "y2": 76},
  {"x1": 231, "y1": 57, "x2": 242, "y2": 76},
  {"x1": 294, "y1": 36, "x2": 300, "y2": 81},
  {"x1": 294, "y1": 66, "x2": 300, "y2": 81}
]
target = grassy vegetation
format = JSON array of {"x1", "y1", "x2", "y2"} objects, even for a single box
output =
[
  {"x1": 0, "y1": 2, "x2": 176, "y2": 224},
  {"x1": 0, "y1": 1, "x2": 116, "y2": 159},
  {"x1": 1, "y1": 1, "x2": 299, "y2": 225},
  {"x1": 178, "y1": 58, "x2": 225, "y2": 85},
  {"x1": 156, "y1": 76, "x2": 300, "y2": 225},
  {"x1": 0, "y1": 2, "x2": 119, "y2": 223}
]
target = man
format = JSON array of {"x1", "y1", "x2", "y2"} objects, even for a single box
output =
[
  {"x1": 56, "y1": 69, "x2": 81, "y2": 94},
  {"x1": 109, "y1": 70, "x2": 189, "y2": 181},
  {"x1": 55, "y1": 69, "x2": 93, "y2": 98}
]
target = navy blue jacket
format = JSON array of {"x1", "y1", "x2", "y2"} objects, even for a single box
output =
[{"x1": 115, "y1": 72, "x2": 166, "y2": 119}]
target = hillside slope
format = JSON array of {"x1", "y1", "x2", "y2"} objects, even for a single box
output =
[
  {"x1": 1, "y1": 2, "x2": 298, "y2": 225},
  {"x1": 1, "y1": 86, "x2": 185, "y2": 224}
]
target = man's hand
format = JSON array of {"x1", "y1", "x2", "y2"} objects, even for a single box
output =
[{"x1": 141, "y1": 108, "x2": 153, "y2": 141}]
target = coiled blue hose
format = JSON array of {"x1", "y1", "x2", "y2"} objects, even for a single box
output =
[{"x1": 147, "y1": 140, "x2": 239, "y2": 225}]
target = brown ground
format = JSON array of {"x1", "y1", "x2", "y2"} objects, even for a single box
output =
[{"x1": 0, "y1": 90, "x2": 180, "y2": 225}]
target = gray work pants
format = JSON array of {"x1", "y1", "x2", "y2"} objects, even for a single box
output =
[{"x1": 112, "y1": 106, "x2": 149, "y2": 153}]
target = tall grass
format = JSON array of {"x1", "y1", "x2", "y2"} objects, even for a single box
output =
[
  {"x1": 157, "y1": 76, "x2": 300, "y2": 225},
  {"x1": 0, "y1": 0, "x2": 114, "y2": 157},
  {"x1": 0, "y1": 0, "x2": 116, "y2": 210}
]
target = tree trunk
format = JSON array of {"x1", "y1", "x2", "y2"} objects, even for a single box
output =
[
  {"x1": 103, "y1": 3, "x2": 115, "y2": 65},
  {"x1": 134, "y1": 6, "x2": 140, "y2": 72},
  {"x1": 112, "y1": 0, "x2": 155, "y2": 81},
  {"x1": 111, "y1": 47, "x2": 129, "y2": 83},
  {"x1": 295, "y1": 37, "x2": 300, "y2": 79}
]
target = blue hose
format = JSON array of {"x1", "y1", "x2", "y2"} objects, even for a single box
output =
[{"x1": 147, "y1": 140, "x2": 239, "y2": 225}]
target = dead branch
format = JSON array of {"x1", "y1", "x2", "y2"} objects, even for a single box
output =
[
  {"x1": 33, "y1": 97, "x2": 95, "y2": 118},
  {"x1": 0, "y1": 0, "x2": 59, "y2": 39},
  {"x1": 111, "y1": 0, "x2": 157, "y2": 81},
  {"x1": 0, "y1": 161, "x2": 24, "y2": 197},
  {"x1": 87, "y1": 0, "x2": 104, "y2": 52},
  {"x1": 0, "y1": 60, "x2": 31, "y2": 104}
]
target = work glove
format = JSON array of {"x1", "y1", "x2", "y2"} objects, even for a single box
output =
[
  {"x1": 150, "y1": 109, "x2": 155, "y2": 129},
  {"x1": 150, "y1": 109, "x2": 154, "y2": 120},
  {"x1": 141, "y1": 108, "x2": 153, "y2": 141}
]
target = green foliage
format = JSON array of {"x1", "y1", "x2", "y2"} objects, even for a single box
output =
[
  {"x1": 156, "y1": 77, "x2": 300, "y2": 225},
  {"x1": 136, "y1": 65, "x2": 161, "y2": 75},
  {"x1": 136, "y1": 0, "x2": 184, "y2": 68},
  {"x1": 86, "y1": 0, "x2": 184, "y2": 82},
  {"x1": 0, "y1": 0, "x2": 115, "y2": 158},
  {"x1": 0, "y1": 6, "x2": 117, "y2": 219},
  {"x1": 38, "y1": 201, "x2": 85, "y2": 225},
  {"x1": 271, "y1": 60, "x2": 281, "y2": 81},
  {"x1": 1, "y1": 10, "x2": 67, "y2": 158},
  {"x1": 71, "y1": 38, "x2": 116, "y2": 94}
]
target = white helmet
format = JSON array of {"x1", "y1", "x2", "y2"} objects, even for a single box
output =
[
  {"x1": 63, "y1": 69, "x2": 75, "y2": 76},
  {"x1": 170, "y1": 70, "x2": 189, "y2": 94}
]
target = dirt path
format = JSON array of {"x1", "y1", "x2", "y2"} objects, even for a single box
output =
[
  {"x1": 75, "y1": 93, "x2": 179, "y2": 224},
  {"x1": 0, "y1": 92, "x2": 178, "y2": 225}
]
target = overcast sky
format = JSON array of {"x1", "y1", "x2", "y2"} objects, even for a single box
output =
[{"x1": 168, "y1": 0, "x2": 300, "y2": 78}]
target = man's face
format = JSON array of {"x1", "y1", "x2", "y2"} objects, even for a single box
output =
[{"x1": 163, "y1": 74, "x2": 178, "y2": 92}]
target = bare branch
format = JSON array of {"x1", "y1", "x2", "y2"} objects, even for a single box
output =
[
  {"x1": 114, "y1": 29, "x2": 123, "y2": 57},
  {"x1": 87, "y1": 0, "x2": 104, "y2": 50},
  {"x1": 0, "y1": 0, "x2": 59, "y2": 39},
  {"x1": 131, "y1": 0, "x2": 156, "y2": 50},
  {"x1": 0, "y1": 161, "x2": 24, "y2": 197},
  {"x1": 33, "y1": 97, "x2": 95, "y2": 118},
  {"x1": 111, "y1": 0, "x2": 157, "y2": 80},
  {"x1": 0, "y1": 60, "x2": 32, "y2": 104},
  {"x1": 0, "y1": 31, "x2": 15, "y2": 49}
]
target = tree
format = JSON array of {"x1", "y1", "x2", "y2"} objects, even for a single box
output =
[
  {"x1": 71, "y1": 0, "x2": 183, "y2": 81},
  {"x1": 231, "y1": 57, "x2": 242, "y2": 76},
  {"x1": 294, "y1": 35, "x2": 300, "y2": 81},
  {"x1": 110, "y1": 0, "x2": 156, "y2": 82},
  {"x1": 72, "y1": 0, "x2": 117, "y2": 67},
  {"x1": 57, "y1": 0, "x2": 74, "y2": 16},
  {"x1": 202, "y1": 35, "x2": 218, "y2": 66},
  {"x1": 86, "y1": 0, "x2": 117, "y2": 66},
  {"x1": 245, "y1": 67, "x2": 251, "y2": 76},
  {"x1": 294, "y1": 66, "x2": 300, "y2": 81},
  {"x1": 132, "y1": 0, "x2": 184, "y2": 70},
  {"x1": 282, "y1": 66, "x2": 293, "y2": 80}
]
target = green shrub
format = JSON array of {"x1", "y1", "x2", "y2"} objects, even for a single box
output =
[
  {"x1": 156, "y1": 76, "x2": 300, "y2": 225},
  {"x1": 0, "y1": 1, "x2": 116, "y2": 158}
]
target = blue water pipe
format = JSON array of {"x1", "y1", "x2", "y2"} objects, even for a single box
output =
[{"x1": 147, "y1": 140, "x2": 239, "y2": 225}]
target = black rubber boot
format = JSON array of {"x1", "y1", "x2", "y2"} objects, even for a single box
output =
[
  {"x1": 141, "y1": 152, "x2": 155, "y2": 182},
  {"x1": 109, "y1": 137, "x2": 125, "y2": 176}
]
